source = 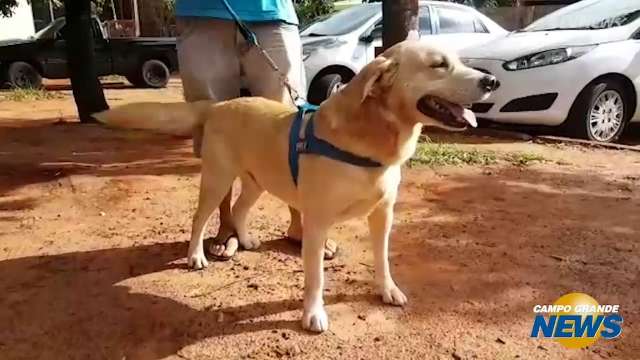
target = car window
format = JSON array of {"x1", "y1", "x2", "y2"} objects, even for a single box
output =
[
  {"x1": 302, "y1": 3, "x2": 380, "y2": 36},
  {"x1": 55, "y1": 24, "x2": 66, "y2": 40},
  {"x1": 474, "y1": 18, "x2": 488, "y2": 33},
  {"x1": 53, "y1": 22, "x2": 102, "y2": 40},
  {"x1": 436, "y1": 6, "x2": 482, "y2": 34},
  {"x1": 419, "y1": 6, "x2": 432, "y2": 35},
  {"x1": 369, "y1": 6, "x2": 431, "y2": 38},
  {"x1": 91, "y1": 21, "x2": 103, "y2": 40}
]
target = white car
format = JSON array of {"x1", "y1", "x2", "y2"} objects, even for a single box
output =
[
  {"x1": 460, "y1": 0, "x2": 640, "y2": 143},
  {"x1": 300, "y1": 1, "x2": 507, "y2": 104}
]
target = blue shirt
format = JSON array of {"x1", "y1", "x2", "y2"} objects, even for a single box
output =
[{"x1": 176, "y1": 0, "x2": 299, "y2": 25}]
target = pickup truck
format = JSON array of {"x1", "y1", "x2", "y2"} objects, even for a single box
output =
[{"x1": 0, "y1": 17, "x2": 179, "y2": 89}]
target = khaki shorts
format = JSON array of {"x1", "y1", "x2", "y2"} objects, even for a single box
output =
[{"x1": 177, "y1": 17, "x2": 306, "y2": 107}]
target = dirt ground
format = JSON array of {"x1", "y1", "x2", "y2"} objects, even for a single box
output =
[{"x1": 1, "y1": 81, "x2": 639, "y2": 360}]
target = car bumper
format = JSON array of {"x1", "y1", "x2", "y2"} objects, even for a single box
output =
[{"x1": 462, "y1": 58, "x2": 591, "y2": 126}]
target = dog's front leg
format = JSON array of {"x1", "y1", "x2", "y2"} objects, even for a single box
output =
[
  {"x1": 301, "y1": 219, "x2": 330, "y2": 333},
  {"x1": 368, "y1": 200, "x2": 407, "y2": 306}
]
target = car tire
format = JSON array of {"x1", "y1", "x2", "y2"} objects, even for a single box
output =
[
  {"x1": 308, "y1": 73, "x2": 345, "y2": 105},
  {"x1": 565, "y1": 79, "x2": 631, "y2": 143},
  {"x1": 127, "y1": 59, "x2": 170, "y2": 88},
  {"x1": 7, "y1": 61, "x2": 42, "y2": 89}
]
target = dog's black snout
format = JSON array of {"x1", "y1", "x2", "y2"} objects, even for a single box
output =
[{"x1": 479, "y1": 75, "x2": 500, "y2": 92}]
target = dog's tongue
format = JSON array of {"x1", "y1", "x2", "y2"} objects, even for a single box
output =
[
  {"x1": 462, "y1": 108, "x2": 477, "y2": 128},
  {"x1": 446, "y1": 101, "x2": 478, "y2": 128}
]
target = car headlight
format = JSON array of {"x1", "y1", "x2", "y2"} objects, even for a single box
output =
[{"x1": 503, "y1": 45, "x2": 596, "y2": 71}]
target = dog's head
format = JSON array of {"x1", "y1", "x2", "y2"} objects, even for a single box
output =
[{"x1": 345, "y1": 39, "x2": 499, "y2": 130}]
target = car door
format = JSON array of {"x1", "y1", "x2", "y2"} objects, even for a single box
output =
[
  {"x1": 90, "y1": 19, "x2": 113, "y2": 76},
  {"x1": 41, "y1": 26, "x2": 68, "y2": 78},
  {"x1": 429, "y1": 5, "x2": 495, "y2": 52},
  {"x1": 628, "y1": 29, "x2": 640, "y2": 122}
]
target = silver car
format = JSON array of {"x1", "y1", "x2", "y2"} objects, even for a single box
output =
[{"x1": 301, "y1": 1, "x2": 507, "y2": 104}]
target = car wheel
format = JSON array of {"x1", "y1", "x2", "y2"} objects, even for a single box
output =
[
  {"x1": 308, "y1": 73, "x2": 345, "y2": 105},
  {"x1": 7, "y1": 61, "x2": 42, "y2": 89},
  {"x1": 565, "y1": 80, "x2": 631, "y2": 143},
  {"x1": 128, "y1": 59, "x2": 170, "y2": 88}
]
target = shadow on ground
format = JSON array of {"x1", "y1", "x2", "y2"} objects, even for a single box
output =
[
  {"x1": 0, "y1": 165, "x2": 637, "y2": 358},
  {"x1": 0, "y1": 123, "x2": 199, "y2": 197}
]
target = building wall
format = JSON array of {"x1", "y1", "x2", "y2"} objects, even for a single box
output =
[{"x1": 0, "y1": 0, "x2": 36, "y2": 40}]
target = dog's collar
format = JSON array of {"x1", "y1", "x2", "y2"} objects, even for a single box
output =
[{"x1": 288, "y1": 103, "x2": 383, "y2": 185}]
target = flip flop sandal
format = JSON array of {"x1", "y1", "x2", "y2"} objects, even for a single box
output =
[
  {"x1": 323, "y1": 243, "x2": 339, "y2": 260},
  {"x1": 207, "y1": 233, "x2": 239, "y2": 262}
]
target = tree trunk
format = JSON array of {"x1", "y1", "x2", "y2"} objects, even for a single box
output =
[
  {"x1": 63, "y1": 0, "x2": 109, "y2": 123},
  {"x1": 382, "y1": 0, "x2": 419, "y2": 50}
]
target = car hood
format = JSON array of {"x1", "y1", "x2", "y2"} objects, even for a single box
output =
[
  {"x1": 0, "y1": 38, "x2": 34, "y2": 47},
  {"x1": 459, "y1": 28, "x2": 631, "y2": 60},
  {"x1": 302, "y1": 35, "x2": 341, "y2": 46},
  {"x1": 301, "y1": 35, "x2": 350, "y2": 52}
]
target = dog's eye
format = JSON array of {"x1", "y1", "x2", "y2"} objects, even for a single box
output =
[{"x1": 431, "y1": 59, "x2": 449, "y2": 69}]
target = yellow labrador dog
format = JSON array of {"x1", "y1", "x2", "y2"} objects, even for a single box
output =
[{"x1": 95, "y1": 39, "x2": 499, "y2": 332}]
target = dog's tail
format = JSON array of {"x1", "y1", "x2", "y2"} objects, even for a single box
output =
[{"x1": 93, "y1": 101, "x2": 211, "y2": 137}]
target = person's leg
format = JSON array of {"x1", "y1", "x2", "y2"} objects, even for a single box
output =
[
  {"x1": 177, "y1": 17, "x2": 241, "y2": 258},
  {"x1": 241, "y1": 22, "x2": 337, "y2": 259},
  {"x1": 240, "y1": 22, "x2": 306, "y2": 106},
  {"x1": 178, "y1": 17, "x2": 241, "y2": 104}
]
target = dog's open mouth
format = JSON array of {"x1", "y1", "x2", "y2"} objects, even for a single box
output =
[{"x1": 417, "y1": 95, "x2": 477, "y2": 129}]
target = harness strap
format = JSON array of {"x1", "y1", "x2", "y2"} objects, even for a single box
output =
[{"x1": 288, "y1": 104, "x2": 383, "y2": 185}]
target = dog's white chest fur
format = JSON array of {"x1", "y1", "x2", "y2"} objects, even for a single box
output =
[{"x1": 319, "y1": 164, "x2": 401, "y2": 222}]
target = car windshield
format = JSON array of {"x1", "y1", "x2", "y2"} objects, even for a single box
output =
[
  {"x1": 302, "y1": 3, "x2": 380, "y2": 36},
  {"x1": 32, "y1": 18, "x2": 65, "y2": 39},
  {"x1": 524, "y1": 0, "x2": 640, "y2": 32}
]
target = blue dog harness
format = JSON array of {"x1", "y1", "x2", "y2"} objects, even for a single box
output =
[{"x1": 288, "y1": 104, "x2": 383, "y2": 185}]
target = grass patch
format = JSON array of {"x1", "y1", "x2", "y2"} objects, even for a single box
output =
[
  {"x1": 100, "y1": 75, "x2": 126, "y2": 82},
  {"x1": 410, "y1": 142, "x2": 498, "y2": 167},
  {"x1": 0, "y1": 88, "x2": 64, "y2": 101},
  {"x1": 410, "y1": 142, "x2": 547, "y2": 168},
  {"x1": 504, "y1": 152, "x2": 547, "y2": 166}
]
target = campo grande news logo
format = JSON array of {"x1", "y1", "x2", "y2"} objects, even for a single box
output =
[{"x1": 530, "y1": 292, "x2": 623, "y2": 349}]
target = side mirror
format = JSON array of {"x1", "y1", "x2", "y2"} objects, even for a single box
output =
[{"x1": 359, "y1": 33, "x2": 374, "y2": 43}]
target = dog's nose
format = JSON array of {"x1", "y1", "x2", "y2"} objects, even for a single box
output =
[{"x1": 479, "y1": 75, "x2": 500, "y2": 92}]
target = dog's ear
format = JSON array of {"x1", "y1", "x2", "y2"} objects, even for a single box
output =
[{"x1": 361, "y1": 56, "x2": 400, "y2": 102}]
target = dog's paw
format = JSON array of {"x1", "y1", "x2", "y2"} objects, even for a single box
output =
[
  {"x1": 381, "y1": 285, "x2": 408, "y2": 306},
  {"x1": 239, "y1": 237, "x2": 261, "y2": 250},
  {"x1": 302, "y1": 306, "x2": 329, "y2": 333},
  {"x1": 187, "y1": 251, "x2": 209, "y2": 270}
]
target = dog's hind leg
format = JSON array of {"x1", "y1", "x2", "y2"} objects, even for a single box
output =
[
  {"x1": 210, "y1": 173, "x2": 263, "y2": 257},
  {"x1": 187, "y1": 160, "x2": 236, "y2": 270},
  {"x1": 368, "y1": 199, "x2": 407, "y2": 306}
]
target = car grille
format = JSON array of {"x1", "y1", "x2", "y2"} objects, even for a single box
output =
[
  {"x1": 500, "y1": 93, "x2": 559, "y2": 113},
  {"x1": 471, "y1": 103, "x2": 494, "y2": 114}
]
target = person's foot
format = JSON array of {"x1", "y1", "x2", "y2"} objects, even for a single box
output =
[
  {"x1": 287, "y1": 236, "x2": 339, "y2": 260},
  {"x1": 208, "y1": 236, "x2": 239, "y2": 261},
  {"x1": 207, "y1": 227, "x2": 239, "y2": 261}
]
